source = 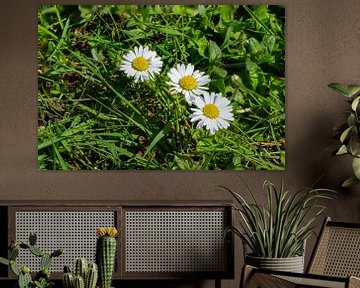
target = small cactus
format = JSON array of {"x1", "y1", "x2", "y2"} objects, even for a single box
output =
[
  {"x1": 74, "y1": 258, "x2": 87, "y2": 279},
  {"x1": 29, "y1": 245, "x2": 44, "y2": 257},
  {"x1": 64, "y1": 265, "x2": 72, "y2": 273},
  {"x1": 85, "y1": 262, "x2": 98, "y2": 288},
  {"x1": 63, "y1": 259, "x2": 98, "y2": 288},
  {"x1": 41, "y1": 253, "x2": 52, "y2": 270},
  {"x1": 18, "y1": 268, "x2": 32, "y2": 288},
  {"x1": 74, "y1": 275, "x2": 85, "y2": 288},
  {"x1": 96, "y1": 227, "x2": 118, "y2": 288},
  {"x1": 9, "y1": 247, "x2": 19, "y2": 260},
  {"x1": 63, "y1": 272, "x2": 74, "y2": 288},
  {"x1": 19, "y1": 243, "x2": 29, "y2": 249},
  {"x1": 51, "y1": 248, "x2": 64, "y2": 257},
  {"x1": 0, "y1": 232, "x2": 63, "y2": 288},
  {"x1": 10, "y1": 260, "x2": 20, "y2": 276},
  {"x1": 29, "y1": 232, "x2": 37, "y2": 246}
]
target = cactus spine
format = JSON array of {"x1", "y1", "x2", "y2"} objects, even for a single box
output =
[{"x1": 96, "y1": 227, "x2": 118, "y2": 288}]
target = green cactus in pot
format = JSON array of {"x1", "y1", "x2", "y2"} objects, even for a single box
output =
[
  {"x1": 62, "y1": 259, "x2": 98, "y2": 288},
  {"x1": 96, "y1": 227, "x2": 118, "y2": 288},
  {"x1": 0, "y1": 232, "x2": 63, "y2": 288}
]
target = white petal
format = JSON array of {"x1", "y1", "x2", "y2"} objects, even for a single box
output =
[
  {"x1": 123, "y1": 52, "x2": 136, "y2": 62},
  {"x1": 194, "y1": 96, "x2": 205, "y2": 109},
  {"x1": 179, "y1": 64, "x2": 186, "y2": 76},
  {"x1": 143, "y1": 46, "x2": 149, "y2": 55},
  {"x1": 185, "y1": 64, "x2": 194, "y2": 75},
  {"x1": 196, "y1": 119, "x2": 206, "y2": 128}
]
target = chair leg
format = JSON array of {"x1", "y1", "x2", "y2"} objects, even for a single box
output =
[
  {"x1": 215, "y1": 278, "x2": 221, "y2": 288},
  {"x1": 349, "y1": 276, "x2": 360, "y2": 288},
  {"x1": 240, "y1": 265, "x2": 296, "y2": 288},
  {"x1": 240, "y1": 265, "x2": 255, "y2": 288}
]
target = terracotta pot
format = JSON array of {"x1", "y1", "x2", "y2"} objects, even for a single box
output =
[{"x1": 245, "y1": 254, "x2": 305, "y2": 273}]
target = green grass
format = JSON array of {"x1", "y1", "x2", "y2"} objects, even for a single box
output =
[{"x1": 38, "y1": 5, "x2": 285, "y2": 170}]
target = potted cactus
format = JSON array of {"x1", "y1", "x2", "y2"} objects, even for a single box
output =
[
  {"x1": 96, "y1": 227, "x2": 118, "y2": 288},
  {"x1": 0, "y1": 232, "x2": 63, "y2": 288},
  {"x1": 62, "y1": 258, "x2": 98, "y2": 288}
]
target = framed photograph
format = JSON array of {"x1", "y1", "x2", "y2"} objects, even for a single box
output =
[{"x1": 38, "y1": 5, "x2": 285, "y2": 170}]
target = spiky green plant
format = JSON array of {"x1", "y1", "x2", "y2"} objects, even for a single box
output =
[
  {"x1": 62, "y1": 260, "x2": 98, "y2": 288},
  {"x1": 96, "y1": 227, "x2": 118, "y2": 288},
  {"x1": 223, "y1": 180, "x2": 335, "y2": 258},
  {"x1": 0, "y1": 232, "x2": 63, "y2": 288},
  {"x1": 85, "y1": 262, "x2": 98, "y2": 288}
]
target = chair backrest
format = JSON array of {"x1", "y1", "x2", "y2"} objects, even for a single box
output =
[{"x1": 307, "y1": 217, "x2": 360, "y2": 277}]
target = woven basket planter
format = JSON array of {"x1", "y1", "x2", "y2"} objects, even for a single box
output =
[{"x1": 245, "y1": 254, "x2": 305, "y2": 273}]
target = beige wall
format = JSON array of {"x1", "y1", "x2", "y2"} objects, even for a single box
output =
[{"x1": 1, "y1": 0, "x2": 360, "y2": 287}]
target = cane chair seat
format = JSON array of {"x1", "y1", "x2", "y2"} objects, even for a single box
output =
[{"x1": 241, "y1": 218, "x2": 360, "y2": 288}]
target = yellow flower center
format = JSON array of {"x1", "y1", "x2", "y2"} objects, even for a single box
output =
[
  {"x1": 179, "y1": 75, "x2": 197, "y2": 91},
  {"x1": 132, "y1": 56, "x2": 149, "y2": 71},
  {"x1": 203, "y1": 103, "x2": 220, "y2": 119}
]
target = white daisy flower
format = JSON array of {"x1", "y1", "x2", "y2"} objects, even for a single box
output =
[
  {"x1": 189, "y1": 92, "x2": 234, "y2": 135},
  {"x1": 167, "y1": 63, "x2": 210, "y2": 104},
  {"x1": 120, "y1": 46, "x2": 163, "y2": 83}
]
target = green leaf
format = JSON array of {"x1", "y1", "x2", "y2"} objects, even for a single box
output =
[
  {"x1": 243, "y1": 6, "x2": 276, "y2": 37},
  {"x1": 348, "y1": 85, "x2": 360, "y2": 96},
  {"x1": 53, "y1": 144, "x2": 68, "y2": 170},
  {"x1": 336, "y1": 145, "x2": 348, "y2": 155},
  {"x1": 209, "y1": 79, "x2": 226, "y2": 95},
  {"x1": 348, "y1": 135, "x2": 360, "y2": 156},
  {"x1": 0, "y1": 257, "x2": 9, "y2": 266},
  {"x1": 190, "y1": 31, "x2": 207, "y2": 57},
  {"x1": 211, "y1": 66, "x2": 227, "y2": 79},
  {"x1": 342, "y1": 177, "x2": 360, "y2": 188},
  {"x1": 328, "y1": 83, "x2": 360, "y2": 98},
  {"x1": 340, "y1": 126, "x2": 352, "y2": 143},
  {"x1": 48, "y1": 18, "x2": 70, "y2": 61},
  {"x1": 351, "y1": 96, "x2": 360, "y2": 111},
  {"x1": 245, "y1": 59, "x2": 260, "y2": 90},
  {"x1": 352, "y1": 157, "x2": 360, "y2": 179},
  {"x1": 220, "y1": 25, "x2": 233, "y2": 49},
  {"x1": 207, "y1": 40, "x2": 222, "y2": 61},
  {"x1": 219, "y1": 5, "x2": 234, "y2": 22},
  {"x1": 262, "y1": 35, "x2": 276, "y2": 53},
  {"x1": 248, "y1": 38, "x2": 263, "y2": 55},
  {"x1": 144, "y1": 121, "x2": 173, "y2": 158},
  {"x1": 347, "y1": 114, "x2": 356, "y2": 127}
]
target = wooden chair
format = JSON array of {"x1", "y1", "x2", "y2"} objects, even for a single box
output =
[{"x1": 241, "y1": 217, "x2": 360, "y2": 288}]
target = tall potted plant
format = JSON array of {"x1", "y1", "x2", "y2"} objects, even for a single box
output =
[
  {"x1": 328, "y1": 83, "x2": 360, "y2": 187},
  {"x1": 223, "y1": 180, "x2": 334, "y2": 273}
]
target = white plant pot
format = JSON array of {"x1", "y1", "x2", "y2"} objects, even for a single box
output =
[{"x1": 245, "y1": 254, "x2": 305, "y2": 273}]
